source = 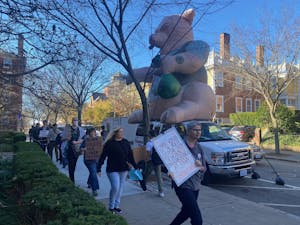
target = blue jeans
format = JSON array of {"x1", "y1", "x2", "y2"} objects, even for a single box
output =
[
  {"x1": 107, "y1": 171, "x2": 128, "y2": 209},
  {"x1": 84, "y1": 160, "x2": 99, "y2": 191},
  {"x1": 170, "y1": 187, "x2": 202, "y2": 225}
]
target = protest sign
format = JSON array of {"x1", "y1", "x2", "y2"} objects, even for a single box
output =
[{"x1": 152, "y1": 127, "x2": 199, "y2": 186}]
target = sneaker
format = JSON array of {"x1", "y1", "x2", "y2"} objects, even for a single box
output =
[
  {"x1": 92, "y1": 191, "x2": 98, "y2": 196},
  {"x1": 114, "y1": 208, "x2": 123, "y2": 214},
  {"x1": 109, "y1": 208, "x2": 116, "y2": 214},
  {"x1": 159, "y1": 192, "x2": 165, "y2": 198}
]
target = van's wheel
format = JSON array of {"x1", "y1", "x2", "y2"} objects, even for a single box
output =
[{"x1": 201, "y1": 164, "x2": 213, "y2": 185}]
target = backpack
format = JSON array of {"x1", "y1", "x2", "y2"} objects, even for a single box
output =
[{"x1": 151, "y1": 147, "x2": 163, "y2": 165}]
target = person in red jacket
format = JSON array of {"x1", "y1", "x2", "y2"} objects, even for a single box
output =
[{"x1": 97, "y1": 127, "x2": 137, "y2": 214}]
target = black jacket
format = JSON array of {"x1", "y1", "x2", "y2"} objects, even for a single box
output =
[{"x1": 97, "y1": 139, "x2": 137, "y2": 173}]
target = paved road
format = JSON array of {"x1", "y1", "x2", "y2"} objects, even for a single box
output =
[{"x1": 209, "y1": 158, "x2": 300, "y2": 217}]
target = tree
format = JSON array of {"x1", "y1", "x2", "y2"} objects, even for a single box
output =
[
  {"x1": 2, "y1": 0, "x2": 233, "y2": 143},
  {"x1": 46, "y1": 47, "x2": 108, "y2": 125},
  {"x1": 256, "y1": 102, "x2": 297, "y2": 134},
  {"x1": 83, "y1": 100, "x2": 113, "y2": 126},
  {"x1": 220, "y1": 7, "x2": 300, "y2": 154},
  {"x1": 104, "y1": 73, "x2": 143, "y2": 117}
]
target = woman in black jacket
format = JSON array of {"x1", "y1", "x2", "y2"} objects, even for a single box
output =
[{"x1": 97, "y1": 127, "x2": 137, "y2": 214}]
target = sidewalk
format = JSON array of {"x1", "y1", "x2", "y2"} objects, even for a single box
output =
[
  {"x1": 54, "y1": 156, "x2": 300, "y2": 225},
  {"x1": 263, "y1": 149, "x2": 300, "y2": 163}
]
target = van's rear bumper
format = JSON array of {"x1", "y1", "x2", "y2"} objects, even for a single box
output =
[{"x1": 208, "y1": 161, "x2": 255, "y2": 177}]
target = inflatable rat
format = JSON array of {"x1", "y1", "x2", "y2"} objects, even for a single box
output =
[{"x1": 127, "y1": 9, "x2": 216, "y2": 123}]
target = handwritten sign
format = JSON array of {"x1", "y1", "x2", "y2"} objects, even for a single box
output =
[{"x1": 152, "y1": 127, "x2": 199, "y2": 186}]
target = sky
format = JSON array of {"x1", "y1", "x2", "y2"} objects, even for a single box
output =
[{"x1": 129, "y1": 0, "x2": 300, "y2": 70}]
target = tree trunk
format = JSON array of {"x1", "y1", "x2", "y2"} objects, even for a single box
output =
[
  {"x1": 77, "y1": 105, "x2": 82, "y2": 126},
  {"x1": 270, "y1": 111, "x2": 280, "y2": 154},
  {"x1": 274, "y1": 128, "x2": 280, "y2": 154}
]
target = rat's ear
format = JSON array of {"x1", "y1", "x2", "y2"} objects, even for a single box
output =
[{"x1": 181, "y1": 9, "x2": 195, "y2": 25}]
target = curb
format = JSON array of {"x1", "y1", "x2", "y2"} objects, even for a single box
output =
[{"x1": 264, "y1": 155, "x2": 300, "y2": 163}]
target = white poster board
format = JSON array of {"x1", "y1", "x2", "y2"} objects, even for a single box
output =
[
  {"x1": 152, "y1": 127, "x2": 199, "y2": 186},
  {"x1": 39, "y1": 129, "x2": 49, "y2": 138}
]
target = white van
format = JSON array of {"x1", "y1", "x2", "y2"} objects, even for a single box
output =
[{"x1": 101, "y1": 117, "x2": 139, "y2": 146}]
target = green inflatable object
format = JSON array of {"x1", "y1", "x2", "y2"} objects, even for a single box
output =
[{"x1": 157, "y1": 73, "x2": 181, "y2": 99}]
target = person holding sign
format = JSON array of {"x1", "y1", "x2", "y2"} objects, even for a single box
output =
[{"x1": 170, "y1": 121, "x2": 206, "y2": 225}]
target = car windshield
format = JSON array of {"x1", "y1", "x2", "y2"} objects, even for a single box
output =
[{"x1": 199, "y1": 123, "x2": 232, "y2": 142}]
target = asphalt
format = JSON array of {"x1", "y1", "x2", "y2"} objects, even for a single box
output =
[{"x1": 53, "y1": 150, "x2": 300, "y2": 225}]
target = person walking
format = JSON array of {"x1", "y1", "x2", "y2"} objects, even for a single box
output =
[
  {"x1": 47, "y1": 124, "x2": 60, "y2": 160},
  {"x1": 38, "y1": 120, "x2": 49, "y2": 152},
  {"x1": 60, "y1": 124, "x2": 71, "y2": 168},
  {"x1": 81, "y1": 127, "x2": 102, "y2": 196},
  {"x1": 66, "y1": 118, "x2": 85, "y2": 183},
  {"x1": 170, "y1": 121, "x2": 206, "y2": 225},
  {"x1": 32, "y1": 123, "x2": 40, "y2": 144},
  {"x1": 97, "y1": 127, "x2": 137, "y2": 214},
  {"x1": 29, "y1": 125, "x2": 34, "y2": 142},
  {"x1": 143, "y1": 130, "x2": 165, "y2": 197}
]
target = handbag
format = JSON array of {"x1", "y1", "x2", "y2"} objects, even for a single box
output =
[{"x1": 72, "y1": 143, "x2": 81, "y2": 153}]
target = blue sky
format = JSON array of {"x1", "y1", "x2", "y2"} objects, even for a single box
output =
[
  {"x1": 129, "y1": 0, "x2": 300, "y2": 70},
  {"x1": 200, "y1": 0, "x2": 300, "y2": 49}
]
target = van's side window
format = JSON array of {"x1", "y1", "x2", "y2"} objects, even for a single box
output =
[
  {"x1": 136, "y1": 125, "x2": 145, "y2": 136},
  {"x1": 161, "y1": 124, "x2": 171, "y2": 133}
]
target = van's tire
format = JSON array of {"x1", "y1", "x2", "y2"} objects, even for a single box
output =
[{"x1": 201, "y1": 164, "x2": 213, "y2": 185}]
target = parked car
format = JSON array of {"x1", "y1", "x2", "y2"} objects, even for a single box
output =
[
  {"x1": 230, "y1": 135, "x2": 264, "y2": 161},
  {"x1": 229, "y1": 126, "x2": 256, "y2": 142},
  {"x1": 220, "y1": 125, "x2": 234, "y2": 135}
]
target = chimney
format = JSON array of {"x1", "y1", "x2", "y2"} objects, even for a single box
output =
[
  {"x1": 18, "y1": 34, "x2": 24, "y2": 57},
  {"x1": 220, "y1": 33, "x2": 230, "y2": 60},
  {"x1": 256, "y1": 45, "x2": 264, "y2": 67}
]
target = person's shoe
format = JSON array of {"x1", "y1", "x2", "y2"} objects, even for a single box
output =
[
  {"x1": 109, "y1": 208, "x2": 116, "y2": 214},
  {"x1": 159, "y1": 192, "x2": 165, "y2": 198},
  {"x1": 92, "y1": 190, "x2": 98, "y2": 196},
  {"x1": 114, "y1": 208, "x2": 123, "y2": 214},
  {"x1": 87, "y1": 184, "x2": 91, "y2": 189}
]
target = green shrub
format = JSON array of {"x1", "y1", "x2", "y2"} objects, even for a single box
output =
[
  {"x1": 13, "y1": 132, "x2": 26, "y2": 142},
  {"x1": 15, "y1": 141, "x2": 41, "y2": 152},
  {"x1": 263, "y1": 133, "x2": 300, "y2": 147},
  {"x1": 0, "y1": 143, "x2": 16, "y2": 152},
  {"x1": 229, "y1": 112, "x2": 259, "y2": 127},
  {"x1": 10, "y1": 142, "x2": 128, "y2": 225}
]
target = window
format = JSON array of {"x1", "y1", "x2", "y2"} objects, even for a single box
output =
[
  {"x1": 3, "y1": 58, "x2": 12, "y2": 69},
  {"x1": 271, "y1": 76, "x2": 277, "y2": 89},
  {"x1": 245, "y1": 79, "x2": 252, "y2": 90},
  {"x1": 215, "y1": 72, "x2": 224, "y2": 87},
  {"x1": 216, "y1": 95, "x2": 224, "y2": 112},
  {"x1": 288, "y1": 98, "x2": 296, "y2": 107},
  {"x1": 246, "y1": 98, "x2": 252, "y2": 112},
  {"x1": 235, "y1": 97, "x2": 243, "y2": 112},
  {"x1": 254, "y1": 99, "x2": 261, "y2": 111},
  {"x1": 235, "y1": 75, "x2": 242, "y2": 89}
]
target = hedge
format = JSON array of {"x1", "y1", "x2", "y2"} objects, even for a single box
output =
[{"x1": 1, "y1": 140, "x2": 128, "y2": 225}]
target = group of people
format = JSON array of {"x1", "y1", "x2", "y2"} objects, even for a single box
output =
[
  {"x1": 30, "y1": 119, "x2": 206, "y2": 224},
  {"x1": 29, "y1": 120, "x2": 61, "y2": 161}
]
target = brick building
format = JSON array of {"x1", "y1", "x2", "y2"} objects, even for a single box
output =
[
  {"x1": 205, "y1": 33, "x2": 263, "y2": 123},
  {"x1": 0, "y1": 35, "x2": 26, "y2": 131}
]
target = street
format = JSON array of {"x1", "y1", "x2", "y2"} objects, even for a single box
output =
[{"x1": 209, "y1": 158, "x2": 300, "y2": 217}]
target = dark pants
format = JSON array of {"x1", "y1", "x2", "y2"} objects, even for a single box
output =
[
  {"x1": 170, "y1": 186, "x2": 202, "y2": 225},
  {"x1": 47, "y1": 141, "x2": 56, "y2": 160},
  {"x1": 67, "y1": 148, "x2": 79, "y2": 183},
  {"x1": 84, "y1": 160, "x2": 99, "y2": 191}
]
